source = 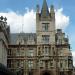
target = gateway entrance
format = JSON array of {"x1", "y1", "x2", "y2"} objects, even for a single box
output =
[{"x1": 42, "y1": 71, "x2": 50, "y2": 75}]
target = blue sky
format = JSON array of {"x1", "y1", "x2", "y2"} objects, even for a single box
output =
[{"x1": 0, "y1": 0, "x2": 75, "y2": 64}]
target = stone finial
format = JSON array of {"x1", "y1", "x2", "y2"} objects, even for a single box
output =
[
  {"x1": 0, "y1": 16, "x2": 4, "y2": 21},
  {"x1": 4, "y1": 17, "x2": 7, "y2": 22},
  {"x1": 0, "y1": 16, "x2": 7, "y2": 22}
]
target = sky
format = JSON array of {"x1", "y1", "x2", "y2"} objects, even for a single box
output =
[{"x1": 0, "y1": 0, "x2": 75, "y2": 66}]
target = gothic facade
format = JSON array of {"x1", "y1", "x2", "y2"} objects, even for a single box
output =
[{"x1": 0, "y1": 0, "x2": 73, "y2": 75}]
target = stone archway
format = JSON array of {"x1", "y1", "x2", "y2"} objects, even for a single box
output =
[
  {"x1": 28, "y1": 71, "x2": 33, "y2": 75},
  {"x1": 42, "y1": 70, "x2": 51, "y2": 75}
]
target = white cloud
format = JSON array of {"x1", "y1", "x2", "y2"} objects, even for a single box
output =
[
  {"x1": 0, "y1": 8, "x2": 69, "y2": 33},
  {"x1": 55, "y1": 8, "x2": 70, "y2": 29},
  {"x1": 0, "y1": 9, "x2": 36, "y2": 33}
]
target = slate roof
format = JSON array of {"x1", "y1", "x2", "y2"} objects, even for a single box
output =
[{"x1": 10, "y1": 33, "x2": 36, "y2": 44}]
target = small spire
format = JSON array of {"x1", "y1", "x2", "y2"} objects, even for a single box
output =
[
  {"x1": 36, "y1": 0, "x2": 39, "y2": 13},
  {"x1": 36, "y1": 4, "x2": 39, "y2": 13},
  {"x1": 50, "y1": 5, "x2": 54, "y2": 13},
  {"x1": 22, "y1": 24, "x2": 24, "y2": 33},
  {"x1": 41, "y1": 0, "x2": 49, "y2": 16}
]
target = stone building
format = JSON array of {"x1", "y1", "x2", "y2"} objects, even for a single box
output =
[
  {"x1": 0, "y1": 16, "x2": 10, "y2": 66},
  {"x1": 0, "y1": 0, "x2": 73, "y2": 75}
]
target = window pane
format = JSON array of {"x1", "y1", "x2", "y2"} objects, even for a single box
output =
[
  {"x1": 42, "y1": 23, "x2": 49, "y2": 31},
  {"x1": 28, "y1": 61, "x2": 33, "y2": 69},
  {"x1": 42, "y1": 35, "x2": 49, "y2": 44},
  {"x1": 28, "y1": 49, "x2": 34, "y2": 56},
  {"x1": 43, "y1": 47, "x2": 49, "y2": 56}
]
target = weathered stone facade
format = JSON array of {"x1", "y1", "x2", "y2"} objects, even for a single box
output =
[
  {"x1": 0, "y1": 0, "x2": 73, "y2": 75},
  {"x1": 0, "y1": 16, "x2": 10, "y2": 66}
]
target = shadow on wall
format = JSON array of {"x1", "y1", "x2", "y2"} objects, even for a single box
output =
[{"x1": 0, "y1": 63, "x2": 15, "y2": 75}]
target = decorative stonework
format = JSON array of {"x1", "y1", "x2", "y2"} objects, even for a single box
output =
[{"x1": 0, "y1": 0, "x2": 73, "y2": 75}]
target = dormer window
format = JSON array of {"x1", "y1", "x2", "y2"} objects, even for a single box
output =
[{"x1": 16, "y1": 36, "x2": 24, "y2": 45}]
